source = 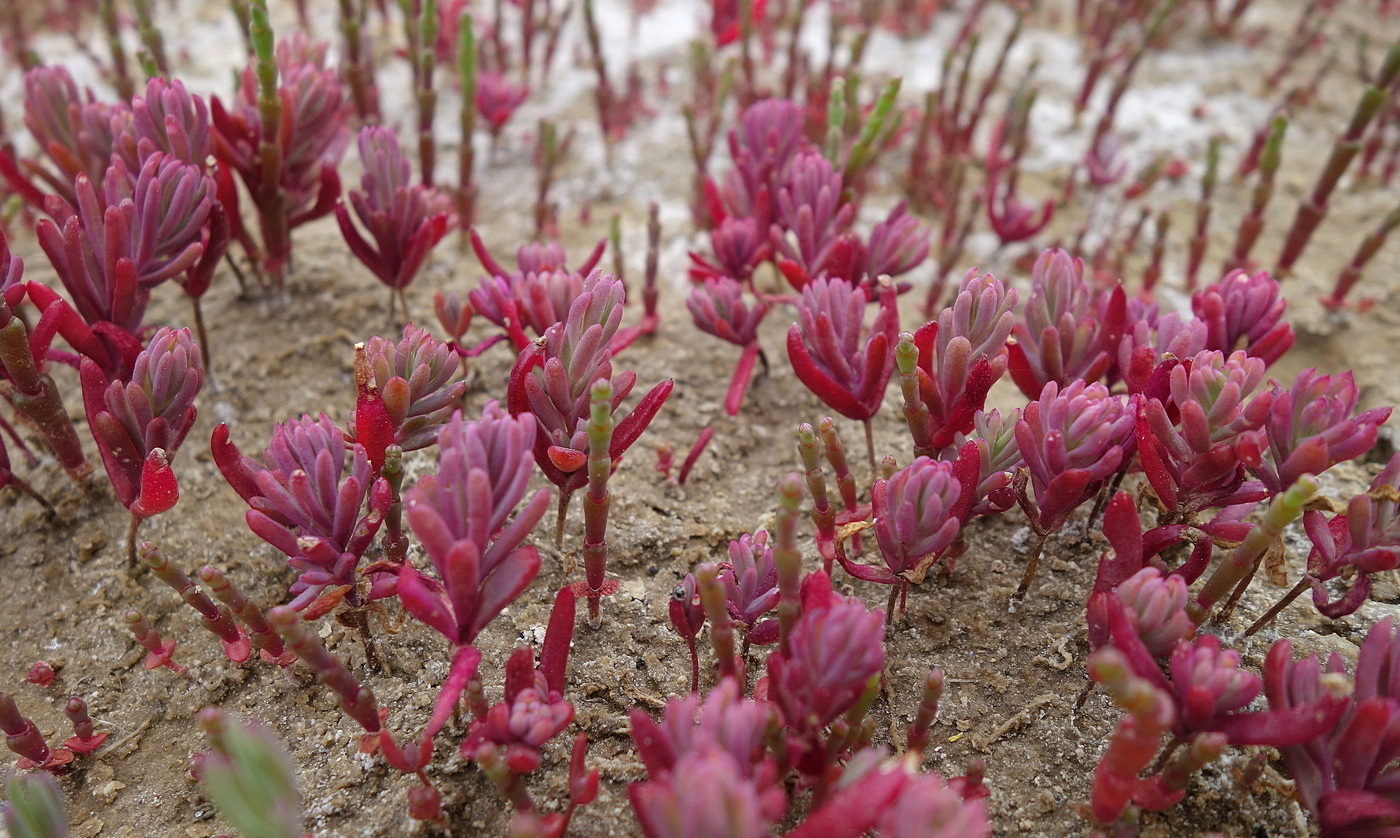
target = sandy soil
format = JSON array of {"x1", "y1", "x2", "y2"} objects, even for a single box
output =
[{"x1": 2, "y1": 0, "x2": 1400, "y2": 836}]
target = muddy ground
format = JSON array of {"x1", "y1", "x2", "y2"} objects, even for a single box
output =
[{"x1": 2, "y1": 0, "x2": 1400, "y2": 835}]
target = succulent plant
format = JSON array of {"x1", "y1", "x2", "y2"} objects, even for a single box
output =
[
  {"x1": 1266, "y1": 618, "x2": 1400, "y2": 836},
  {"x1": 1190, "y1": 269, "x2": 1294, "y2": 369},
  {"x1": 1245, "y1": 451, "x2": 1400, "y2": 633},
  {"x1": 34, "y1": 154, "x2": 218, "y2": 377},
  {"x1": 629, "y1": 748, "x2": 775, "y2": 838},
  {"x1": 1012, "y1": 379, "x2": 1135, "y2": 599},
  {"x1": 716, "y1": 530, "x2": 781, "y2": 647},
  {"x1": 1137, "y1": 349, "x2": 1273, "y2": 523},
  {"x1": 0, "y1": 234, "x2": 91, "y2": 483},
  {"x1": 507, "y1": 273, "x2": 672, "y2": 545},
  {"x1": 0, "y1": 691, "x2": 72, "y2": 771},
  {"x1": 688, "y1": 276, "x2": 770, "y2": 416},
  {"x1": 1111, "y1": 568, "x2": 1195, "y2": 658},
  {"x1": 1114, "y1": 308, "x2": 1208, "y2": 396},
  {"x1": 349, "y1": 324, "x2": 468, "y2": 467},
  {"x1": 476, "y1": 71, "x2": 530, "y2": 141},
  {"x1": 460, "y1": 588, "x2": 599, "y2": 833},
  {"x1": 211, "y1": 31, "x2": 351, "y2": 280},
  {"x1": 335, "y1": 125, "x2": 454, "y2": 320},
  {"x1": 956, "y1": 408, "x2": 1023, "y2": 518},
  {"x1": 81, "y1": 326, "x2": 203, "y2": 564},
  {"x1": 764, "y1": 571, "x2": 885, "y2": 774},
  {"x1": 769, "y1": 150, "x2": 855, "y2": 283},
  {"x1": 212, "y1": 414, "x2": 390, "y2": 614},
  {"x1": 1255, "y1": 367, "x2": 1392, "y2": 495},
  {"x1": 468, "y1": 231, "x2": 610, "y2": 350},
  {"x1": 717, "y1": 99, "x2": 806, "y2": 229},
  {"x1": 197, "y1": 708, "x2": 304, "y2": 838},
  {"x1": 688, "y1": 216, "x2": 770, "y2": 285},
  {"x1": 2, "y1": 770, "x2": 69, "y2": 838},
  {"x1": 1006, "y1": 248, "x2": 1127, "y2": 400},
  {"x1": 897, "y1": 269, "x2": 1016, "y2": 457},
  {"x1": 0, "y1": 65, "x2": 124, "y2": 208},
  {"x1": 399, "y1": 401, "x2": 549, "y2": 642},
  {"x1": 872, "y1": 770, "x2": 990, "y2": 838},
  {"x1": 787, "y1": 276, "x2": 898, "y2": 466},
  {"x1": 114, "y1": 77, "x2": 214, "y2": 172},
  {"x1": 863, "y1": 456, "x2": 973, "y2": 613}
]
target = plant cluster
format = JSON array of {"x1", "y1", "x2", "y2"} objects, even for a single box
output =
[{"x1": 0, "y1": 0, "x2": 1398, "y2": 836}]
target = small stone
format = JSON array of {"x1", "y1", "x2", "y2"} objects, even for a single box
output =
[
  {"x1": 78, "y1": 532, "x2": 108, "y2": 562},
  {"x1": 95, "y1": 780, "x2": 127, "y2": 804}
]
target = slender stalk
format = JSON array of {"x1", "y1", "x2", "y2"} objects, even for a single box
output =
[
  {"x1": 1264, "y1": 0, "x2": 1326, "y2": 92},
  {"x1": 140, "y1": 543, "x2": 248, "y2": 658},
  {"x1": 818, "y1": 417, "x2": 859, "y2": 515},
  {"x1": 554, "y1": 489, "x2": 572, "y2": 548},
  {"x1": 457, "y1": 10, "x2": 477, "y2": 228},
  {"x1": 906, "y1": 91, "x2": 937, "y2": 213},
  {"x1": 842, "y1": 78, "x2": 902, "y2": 190},
  {"x1": 696, "y1": 563, "x2": 738, "y2": 681},
  {"x1": 609, "y1": 213, "x2": 626, "y2": 292},
  {"x1": 0, "y1": 462, "x2": 52, "y2": 513},
  {"x1": 1186, "y1": 135, "x2": 1222, "y2": 289},
  {"x1": 1227, "y1": 112, "x2": 1287, "y2": 272},
  {"x1": 269, "y1": 607, "x2": 384, "y2": 731},
  {"x1": 132, "y1": 0, "x2": 170, "y2": 76},
  {"x1": 0, "y1": 312, "x2": 91, "y2": 481},
  {"x1": 1191, "y1": 475, "x2": 1318, "y2": 625},
  {"x1": 1111, "y1": 207, "x2": 1151, "y2": 281},
  {"x1": 895, "y1": 332, "x2": 933, "y2": 457},
  {"x1": 1276, "y1": 39, "x2": 1400, "y2": 275},
  {"x1": 1244, "y1": 576, "x2": 1310, "y2": 636},
  {"x1": 796, "y1": 423, "x2": 837, "y2": 572},
  {"x1": 2, "y1": 3, "x2": 38, "y2": 69},
  {"x1": 676, "y1": 427, "x2": 712, "y2": 485},
  {"x1": 930, "y1": 192, "x2": 981, "y2": 311},
  {"x1": 1220, "y1": 0, "x2": 1258, "y2": 35},
  {"x1": 862, "y1": 418, "x2": 876, "y2": 472},
  {"x1": 641, "y1": 202, "x2": 659, "y2": 335},
  {"x1": 1323, "y1": 199, "x2": 1400, "y2": 308},
  {"x1": 1013, "y1": 530, "x2": 1049, "y2": 604},
  {"x1": 127, "y1": 514, "x2": 143, "y2": 569},
  {"x1": 381, "y1": 445, "x2": 408, "y2": 563},
  {"x1": 1143, "y1": 210, "x2": 1170, "y2": 294},
  {"x1": 906, "y1": 668, "x2": 944, "y2": 757},
  {"x1": 736, "y1": 0, "x2": 756, "y2": 103},
  {"x1": 339, "y1": 0, "x2": 381, "y2": 122},
  {"x1": 582, "y1": 379, "x2": 615, "y2": 627},
  {"x1": 229, "y1": 0, "x2": 253, "y2": 54},
  {"x1": 125, "y1": 610, "x2": 189, "y2": 676},
  {"x1": 1091, "y1": 0, "x2": 1177, "y2": 144},
  {"x1": 725, "y1": 343, "x2": 761, "y2": 416},
  {"x1": 199, "y1": 565, "x2": 292, "y2": 663},
  {"x1": 779, "y1": 0, "x2": 808, "y2": 99},
  {"x1": 580, "y1": 0, "x2": 616, "y2": 160},
  {"x1": 774, "y1": 473, "x2": 805, "y2": 653},
  {"x1": 534, "y1": 120, "x2": 561, "y2": 239},
  {"x1": 399, "y1": 0, "x2": 439, "y2": 185},
  {"x1": 824, "y1": 77, "x2": 848, "y2": 163},
  {"x1": 98, "y1": 0, "x2": 134, "y2": 100},
  {"x1": 249, "y1": 0, "x2": 288, "y2": 285}
]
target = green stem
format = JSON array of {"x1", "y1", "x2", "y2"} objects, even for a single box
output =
[
  {"x1": 1191, "y1": 475, "x2": 1318, "y2": 625},
  {"x1": 582, "y1": 379, "x2": 614, "y2": 627}
]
